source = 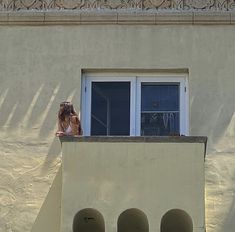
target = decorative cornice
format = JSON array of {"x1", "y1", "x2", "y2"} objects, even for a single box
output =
[
  {"x1": 1, "y1": 1, "x2": 235, "y2": 25},
  {"x1": 0, "y1": 0, "x2": 235, "y2": 12}
]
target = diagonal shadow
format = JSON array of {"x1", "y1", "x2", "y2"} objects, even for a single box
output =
[
  {"x1": 38, "y1": 87, "x2": 78, "y2": 138},
  {"x1": 40, "y1": 90, "x2": 80, "y2": 173},
  {"x1": 221, "y1": 167, "x2": 235, "y2": 232}
]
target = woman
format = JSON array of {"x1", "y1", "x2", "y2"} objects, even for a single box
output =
[{"x1": 56, "y1": 102, "x2": 82, "y2": 136}]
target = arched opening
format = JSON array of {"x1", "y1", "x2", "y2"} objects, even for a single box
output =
[
  {"x1": 118, "y1": 208, "x2": 149, "y2": 232},
  {"x1": 73, "y1": 208, "x2": 105, "y2": 232},
  {"x1": 160, "y1": 209, "x2": 193, "y2": 232}
]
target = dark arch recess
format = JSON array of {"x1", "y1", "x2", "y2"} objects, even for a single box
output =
[
  {"x1": 73, "y1": 208, "x2": 105, "y2": 232},
  {"x1": 118, "y1": 208, "x2": 149, "y2": 232},
  {"x1": 161, "y1": 209, "x2": 193, "y2": 232}
]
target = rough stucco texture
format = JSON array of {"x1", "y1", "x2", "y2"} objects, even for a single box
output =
[{"x1": 0, "y1": 25, "x2": 235, "y2": 232}]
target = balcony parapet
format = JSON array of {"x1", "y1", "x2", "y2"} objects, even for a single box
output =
[
  {"x1": 60, "y1": 136, "x2": 207, "y2": 157},
  {"x1": 59, "y1": 135, "x2": 207, "y2": 143}
]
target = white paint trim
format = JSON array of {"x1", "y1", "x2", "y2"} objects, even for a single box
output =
[
  {"x1": 130, "y1": 77, "x2": 136, "y2": 136},
  {"x1": 82, "y1": 75, "x2": 136, "y2": 136},
  {"x1": 81, "y1": 76, "x2": 86, "y2": 135},
  {"x1": 136, "y1": 75, "x2": 189, "y2": 136}
]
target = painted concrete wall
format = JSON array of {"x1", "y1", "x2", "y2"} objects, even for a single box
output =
[
  {"x1": 61, "y1": 141, "x2": 205, "y2": 232},
  {"x1": 31, "y1": 166, "x2": 62, "y2": 232},
  {"x1": 0, "y1": 25, "x2": 234, "y2": 232}
]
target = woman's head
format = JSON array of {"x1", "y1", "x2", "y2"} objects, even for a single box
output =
[
  {"x1": 60, "y1": 101, "x2": 70, "y2": 109},
  {"x1": 58, "y1": 101, "x2": 78, "y2": 121},
  {"x1": 58, "y1": 102, "x2": 71, "y2": 121}
]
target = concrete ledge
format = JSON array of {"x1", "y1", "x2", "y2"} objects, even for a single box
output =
[
  {"x1": 230, "y1": 12, "x2": 235, "y2": 24},
  {"x1": 193, "y1": 12, "x2": 231, "y2": 25},
  {"x1": 155, "y1": 12, "x2": 193, "y2": 25},
  {"x1": 44, "y1": 12, "x2": 81, "y2": 23},
  {"x1": 59, "y1": 136, "x2": 207, "y2": 144},
  {"x1": 80, "y1": 12, "x2": 117, "y2": 24},
  {"x1": 118, "y1": 12, "x2": 155, "y2": 24},
  {"x1": 0, "y1": 12, "x2": 7, "y2": 22},
  {"x1": 0, "y1": 12, "x2": 234, "y2": 25}
]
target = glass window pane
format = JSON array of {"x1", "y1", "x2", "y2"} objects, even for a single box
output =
[
  {"x1": 91, "y1": 87, "x2": 108, "y2": 127},
  {"x1": 141, "y1": 83, "x2": 180, "y2": 136},
  {"x1": 141, "y1": 112, "x2": 179, "y2": 136},
  {"x1": 91, "y1": 82, "x2": 130, "y2": 136},
  {"x1": 141, "y1": 84, "x2": 179, "y2": 111}
]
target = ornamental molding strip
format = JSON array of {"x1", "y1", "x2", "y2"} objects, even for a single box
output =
[
  {"x1": 1, "y1": 0, "x2": 235, "y2": 12},
  {"x1": 0, "y1": 0, "x2": 235, "y2": 25}
]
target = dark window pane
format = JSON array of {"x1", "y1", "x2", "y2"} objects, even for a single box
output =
[
  {"x1": 91, "y1": 87, "x2": 107, "y2": 125},
  {"x1": 141, "y1": 83, "x2": 180, "y2": 136},
  {"x1": 141, "y1": 112, "x2": 179, "y2": 136},
  {"x1": 91, "y1": 116, "x2": 107, "y2": 136},
  {"x1": 91, "y1": 82, "x2": 130, "y2": 136},
  {"x1": 141, "y1": 84, "x2": 179, "y2": 111}
]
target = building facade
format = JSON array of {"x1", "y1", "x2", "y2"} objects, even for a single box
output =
[{"x1": 0, "y1": 1, "x2": 235, "y2": 232}]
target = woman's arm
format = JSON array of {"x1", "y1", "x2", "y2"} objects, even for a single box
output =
[{"x1": 56, "y1": 120, "x2": 65, "y2": 136}]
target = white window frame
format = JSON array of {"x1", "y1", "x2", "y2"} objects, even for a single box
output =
[
  {"x1": 81, "y1": 74, "x2": 189, "y2": 136},
  {"x1": 136, "y1": 76, "x2": 189, "y2": 136}
]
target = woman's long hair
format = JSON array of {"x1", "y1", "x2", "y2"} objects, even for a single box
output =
[
  {"x1": 58, "y1": 102, "x2": 71, "y2": 122},
  {"x1": 58, "y1": 102, "x2": 82, "y2": 135}
]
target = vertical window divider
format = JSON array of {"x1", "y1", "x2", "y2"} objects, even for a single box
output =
[
  {"x1": 136, "y1": 77, "x2": 142, "y2": 136},
  {"x1": 130, "y1": 76, "x2": 137, "y2": 136},
  {"x1": 85, "y1": 77, "x2": 92, "y2": 136}
]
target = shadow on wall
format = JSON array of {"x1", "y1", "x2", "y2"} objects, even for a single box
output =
[
  {"x1": 223, "y1": 198, "x2": 235, "y2": 232},
  {"x1": 0, "y1": 76, "x2": 80, "y2": 162},
  {"x1": 190, "y1": 84, "x2": 235, "y2": 150},
  {"x1": 222, "y1": 168, "x2": 235, "y2": 232}
]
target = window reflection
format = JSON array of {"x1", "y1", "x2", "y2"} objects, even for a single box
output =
[{"x1": 141, "y1": 83, "x2": 180, "y2": 136}]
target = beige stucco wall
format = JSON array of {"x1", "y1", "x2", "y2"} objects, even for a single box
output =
[
  {"x1": 0, "y1": 25, "x2": 234, "y2": 232},
  {"x1": 61, "y1": 141, "x2": 205, "y2": 232},
  {"x1": 31, "y1": 166, "x2": 62, "y2": 232}
]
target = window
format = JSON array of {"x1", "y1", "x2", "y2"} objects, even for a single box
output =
[{"x1": 82, "y1": 74, "x2": 188, "y2": 136}]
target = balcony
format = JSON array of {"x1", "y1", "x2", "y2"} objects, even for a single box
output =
[
  {"x1": 32, "y1": 136, "x2": 207, "y2": 232},
  {"x1": 62, "y1": 136, "x2": 207, "y2": 232}
]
